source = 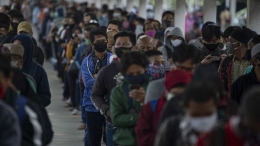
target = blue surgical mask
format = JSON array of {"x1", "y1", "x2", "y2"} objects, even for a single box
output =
[
  {"x1": 147, "y1": 63, "x2": 165, "y2": 80},
  {"x1": 125, "y1": 73, "x2": 149, "y2": 85}
]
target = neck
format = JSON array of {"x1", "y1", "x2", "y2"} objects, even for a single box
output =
[
  {"x1": 234, "y1": 47, "x2": 246, "y2": 60},
  {"x1": 254, "y1": 67, "x2": 260, "y2": 82},
  {"x1": 95, "y1": 50, "x2": 106, "y2": 59}
]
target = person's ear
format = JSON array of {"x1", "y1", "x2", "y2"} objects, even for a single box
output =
[{"x1": 131, "y1": 46, "x2": 138, "y2": 51}]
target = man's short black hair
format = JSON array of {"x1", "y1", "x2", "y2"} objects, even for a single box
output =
[
  {"x1": 172, "y1": 44, "x2": 200, "y2": 64},
  {"x1": 202, "y1": 21, "x2": 221, "y2": 42},
  {"x1": 0, "y1": 54, "x2": 11, "y2": 78},
  {"x1": 90, "y1": 27, "x2": 107, "y2": 43},
  {"x1": 107, "y1": 19, "x2": 122, "y2": 31},
  {"x1": 183, "y1": 81, "x2": 218, "y2": 107},
  {"x1": 145, "y1": 50, "x2": 163, "y2": 58},
  {"x1": 2, "y1": 5, "x2": 10, "y2": 11},
  {"x1": 251, "y1": 35, "x2": 260, "y2": 46},
  {"x1": 0, "y1": 13, "x2": 10, "y2": 29},
  {"x1": 72, "y1": 26, "x2": 83, "y2": 33},
  {"x1": 143, "y1": 22, "x2": 155, "y2": 32},
  {"x1": 114, "y1": 31, "x2": 136, "y2": 46},
  {"x1": 84, "y1": 13, "x2": 97, "y2": 20},
  {"x1": 162, "y1": 11, "x2": 174, "y2": 19},
  {"x1": 121, "y1": 51, "x2": 149, "y2": 73},
  {"x1": 241, "y1": 86, "x2": 260, "y2": 122},
  {"x1": 84, "y1": 25, "x2": 94, "y2": 32}
]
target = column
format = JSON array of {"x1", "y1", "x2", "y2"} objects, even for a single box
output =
[
  {"x1": 230, "y1": 0, "x2": 236, "y2": 25},
  {"x1": 127, "y1": 0, "x2": 134, "y2": 13},
  {"x1": 96, "y1": 0, "x2": 102, "y2": 9},
  {"x1": 108, "y1": 0, "x2": 114, "y2": 9},
  {"x1": 175, "y1": 0, "x2": 186, "y2": 33},
  {"x1": 247, "y1": 0, "x2": 260, "y2": 34},
  {"x1": 225, "y1": 0, "x2": 230, "y2": 8},
  {"x1": 139, "y1": 0, "x2": 147, "y2": 19},
  {"x1": 154, "y1": 0, "x2": 163, "y2": 21},
  {"x1": 203, "y1": 0, "x2": 217, "y2": 23}
]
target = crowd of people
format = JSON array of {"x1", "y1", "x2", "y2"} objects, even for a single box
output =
[{"x1": 1, "y1": 0, "x2": 260, "y2": 146}]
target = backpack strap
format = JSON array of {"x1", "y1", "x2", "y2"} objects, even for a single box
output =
[
  {"x1": 15, "y1": 95, "x2": 28, "y2": 124},
  {"x1": 150, "y1": 100, "x2": 158, "y2": 112}
]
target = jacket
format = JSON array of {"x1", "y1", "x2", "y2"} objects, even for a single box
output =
[
  {"x1": 0, "y1": 100, "x2": 21, "y2": 146},
  {"x1": 11, "y1": 34, "x2": 51, "y2": 107},
  {"x1": 161, "y1": 27, "x2": 185, "y2": 70},
  {"x1": 110, "y1": 81, "x2": 147, "y2": 146},
  {"x1": 81, "y1": 51, "x2": 112, "y2": 112},
  {"x1": 91, "y1": 62, "x2": 123, "y2": 119},
  {"x1": 135, "y1": 97, "x2": 167, "y2": 146},
  {"x1": 231, "y1": 68, "x2": 260, "y2": 105}
]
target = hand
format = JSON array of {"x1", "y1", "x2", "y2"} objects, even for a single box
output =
[
  {"x1": 129, "y1": 87, "x2": 145, "y2": 103},
  {"x1": 201, "y1": 55, "x2": 214, "y2": 64},
  {"x1": 93, "y1": 74, "x2": 97, "y2": 79},
  {"x1": 221, "y1": 54, "x2": 227, "y2": 60}
]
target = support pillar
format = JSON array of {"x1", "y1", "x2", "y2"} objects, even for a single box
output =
[
  {"x1": 175, "y1": 0, "x2": 186, "y2": 33},
  {"x1": 96, "y1": 0, "x2": 102, "y2": 9},
  {"x1": 203, "y1": 0, "x2": 217, "y2": 23},
  {"x1": 247, "y1": 0, "x2": 260, "y2": 33},
  {"x1": 108, "y1": 0, "x2": 114, "y2": 10},
  {"x1": 230, "y1": 0, "x2": 236, "y2": 25},
  {"x1": 225, "y1": 0, "x2": 230, "y2": 8},
  {"x1": 127, "y1": 0, "x2": 134, "y2": 12},
  {"x1": 139, "y1": 0, "x2": 147, "y2": 19},
  {"x1": 154, "y1": 0, "x2": 163, "y2": 21}
]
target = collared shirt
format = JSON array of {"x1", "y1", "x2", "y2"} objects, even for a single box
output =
[{"x1": 231, "y1": 56, "x2": 250, "y2": 83}]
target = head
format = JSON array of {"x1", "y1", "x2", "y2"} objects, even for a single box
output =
[
  {"x1": 248, "y1": 35, "x2": 260, "y2": 50},
  {"x1": 7, "y1": 10, "x2": 24, "y2": 23},
  {"x1": 90, "y1": 27, "x2": 107, "y2": 53},
  {"x1": 241, "y1": 86, "x2": 260, "y2": 134},
  {"x1": 3, "y1": 43, "x2": 24, "y2": 69},
  {"x1": 114, "y1": 31, "x2": 136, "y2": 59},
  {"x1": 84, "y1": 26, "x2": 94, "y2": 42},
  {"x1": 228, "y1": 28, "x2": 250, "y2": 54},
  {"x1": 165, "y1": 69, "x2": 192, "y2": 100},
  {"x1": 202, "y1": 22, "x2": 221, "y2": 51},
  {"x1": 161, "y1": 11, "x2": 174, "y2": 29},
  {"x1": 145, "y1": 50, "x2": 165, "y2": 80},
  {"x1": 87, "y1": 19, "x2": 100, "y2": 28},
  {"x1": 17, "y1": 21, "x2": 33, "y2": 36},
  {"x1": 166, "y1": 27, "x2": 185, "y2": 48},
  {"x1": 84, "y1": 13, "x2": 96, "y2": 24},
  {"x1": 183, "y1": 81, "x2": 218, "y2": 133},
  {"x1": 0, "y1": 54, "x2": 12, "y2": 99},
  {"x1": 72, "y1": 26, "x2": 83, "y2": 44},
  {"x1": 136, "y1": 35, "x2": 155, "y2": 52},
  {"x1": 121, "y1": 51, "x2": 150, "y2": 85},
  {"x1": 107, "y1": 19, "x2": 122, "y2": 32},
  {"x1": 0, "y1": 5, "x2": 10, "y2": 14},
  {"x1": 143, "y1": 22, "x2": 156, "y2": 38},
  {"x1": 0, "y1": 13, "x2": 10, "y2": 38},
  {"x1": 172, "y1": 44, "x2": 201, "y2": 73},
  {"x1": 107, "y1": 30, "x2": 118, "y2": 52}
]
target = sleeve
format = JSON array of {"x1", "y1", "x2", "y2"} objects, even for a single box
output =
[
  {"x1": 0, "y1": 105, "x2": 21, "y2": 146},
  {"x1": 135, "y1": 103, "x2": 155, "y2": 146},
  {"x1": 36, "y1": 67, "x2": 51, "y2": 107},
  {"x1": 91, "y1": 68, "x2": 109, "y2": 114},
  {"x1": 66, "y1": 43, "x2": 73, "y2": 60},
  {"x1": 81, "y1": 57, "x2": 95, "y2": 88},
  {"x1": 110, "y1": 87, "x2": 139, "y2": 127},
  {"x1": 218, "y1": 58, "x2": 228, "y2": 91},
  {"x1": 74, "y1": 44, "x2": 83, "y2": 69}
]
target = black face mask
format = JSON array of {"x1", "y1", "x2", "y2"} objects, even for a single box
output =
[
  {"x1": 163, "y1": 20, "x2": 173, "y2": 28},
  {"x1": 204, "y1": 43, "x2": 219, "y2": 52},
  {"x1": 94, "y1": 42, "x2": 107, "y2": 52},
  {"x1": 115, "y1": 47, "x2": 132, "y2": 58}
]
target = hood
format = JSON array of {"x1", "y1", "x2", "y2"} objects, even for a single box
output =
[
  {"x1": 163, "y1": 27, "x2": 175, "y2": 44},
  {"x1": 11, "y1": 34, "x2": 34, "y2": 74},
  {"x1": 165, "y1": 27, "x2": 185, "y2": 49}
]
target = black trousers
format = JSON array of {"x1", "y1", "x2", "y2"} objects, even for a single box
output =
[
  {"x1": 68, "y1": 69, "x2": 79, "y2": 108},
  {"x1": 86, "y1": 111, "x2": 105, "y2": 146}
]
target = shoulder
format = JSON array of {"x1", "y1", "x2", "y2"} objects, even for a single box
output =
[{"x1": 148, "y1": 78, "x2": 165, "y2": 88}]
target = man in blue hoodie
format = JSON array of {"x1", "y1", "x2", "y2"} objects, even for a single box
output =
[{"x1": 11, "y1": 34, "x2": 51, "y2": 107}]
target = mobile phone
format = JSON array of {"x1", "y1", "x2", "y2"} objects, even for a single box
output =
[
  {"x1": 211, "y1": 56, "x2": 220, "y2": 61},
  {"x1": 130, "y1": 85, "x2": 140, "y2": 90}
]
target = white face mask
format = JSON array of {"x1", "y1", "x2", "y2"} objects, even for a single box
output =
[
  {"x1": 189, "y1": 112, "x2": 217, "y2": 133},
  {"x1": 11, "y1": 60, "x2": 19, "y2": 68},
  {"x1": 171, "y1": 39, "x2": 182, "y2": 47},
  {"x1": 166, "y1": 93, "x2": 175, "y2": 101}
]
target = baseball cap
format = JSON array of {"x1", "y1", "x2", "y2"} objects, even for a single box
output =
[
  {"x1": 4, "y1": 43, "x2": 24, "y2": 57},
  {"x1": 17, "y1": 21, "x2": 32, "y2": 34},
  {"x1": 251, "y1": 43, "x2": 260, "y2": 58}
]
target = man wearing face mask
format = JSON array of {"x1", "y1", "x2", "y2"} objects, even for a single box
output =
[
  {"x1": 4, "y1": 43, "x2": 24, "y2": 69},
  {"x1": 197, "y1": 86, "x2": 260, "y2": 146},
  {"x1": 194, "y1": 21, "x2": 227, "y2": 68},
  {"x1": 231, "y1": 44, "x2": 260, "y2": 105},
  {"x1": 145, "y1": 50, "x2": 165, "y2": 80},
  {"x1": 219, "y1": 28, "x2": 251, "y2": 96},
  {"x1": 81, "y1": 27, "x2": 112, "y2": 146},
  {"x1": 136, "y1": 35, "x2": 156, "y2": 52},
  {"x1": 161, "y1": 27, "x2": 185, "y2": 70},
  {"x1": 155, "y1": 81, "x2": 219, "y2": 146},
  {"x1": 136, "y1": 69, "x2": 191, "y2": 146},
  {"x1": 143, "y1": 22, "x2": 163, "y2": 49},
  {"x1": 91, "y1": 31, "x2": 136, "y2": 146},
  {"x1": 155, "y1": 11, "x2": 174, "y2": 42}
]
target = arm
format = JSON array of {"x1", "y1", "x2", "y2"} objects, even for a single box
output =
[
  {"x1": 91, "y1": 68, "x2": 109, "y2": 114},
  {"x1": 74, "y1": 44, "x2": 84, "y2": 69},
  {"x1": 110, "y1": 87, "x2": 139, "y2": 127},
  {"x1": 81, "y1": 57, "x2": 95, "y2": 87},
  {"x1": 135, "y1": 103, "x2": 155, "y2": 146},
  {"x1": 66, "y1": 43, "x2": 74, "y2": 60},
  {"x1": 36, "y1": 67, "x2": 51, "y2": 107}
]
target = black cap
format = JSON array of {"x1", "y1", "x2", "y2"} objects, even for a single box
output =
[
  {"x1": 202, "y1": 21, "x2": 220, "y2": 32},
  {"x1": 230, "y1": 29, "x2": 250, "y2": 45},
  {"x1": 224, "y1": 26, "x2": 241, "y2": 38}
]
